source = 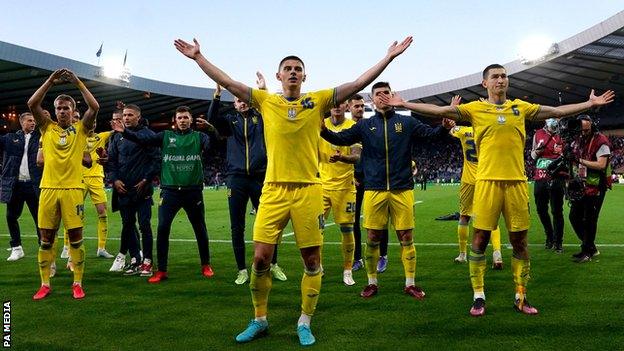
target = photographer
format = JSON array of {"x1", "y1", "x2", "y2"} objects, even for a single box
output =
[
  {"x1": 569, "y1": 115, "x2": 612, "y2": 263},
  {"x1": 531, "y1": 118, "x2": 565, "y2": 252}
]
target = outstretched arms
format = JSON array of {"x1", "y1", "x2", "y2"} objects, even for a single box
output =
[
  {"x1": 534, "y1": 89, "x2": 615, "y2": 120},
  {"x1": 175, "y1": 38, "x2": 251, "y2": 103},
  {"x1": 334, "y1": 37, "x2": 413, "y2": 103},
  {"x1": 379, "y1": 93, "x2": 460, "y2": 120}
]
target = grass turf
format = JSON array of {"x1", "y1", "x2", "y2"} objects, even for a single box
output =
[{"x1": 0, "y1": 184, "x2": 623, "y2": 350}]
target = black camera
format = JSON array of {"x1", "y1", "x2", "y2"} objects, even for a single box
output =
[{"x1": 557, "y1": 118, "x2": 582, "y2": 140}]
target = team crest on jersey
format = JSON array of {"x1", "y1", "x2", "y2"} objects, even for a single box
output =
[
  {"x1": 252, "y1": 116, "x2": 258, "y2": 124},
  {"x1": 59, "y1": 131, "x2": 68, "y2": 146},
  {"x1": 394, "y1": 122, "x2": 403, "y2": 133},
  {"x1": 288, "y1": 107, "x2": 297, "y2": 119},
  {"x1": 168, "y1": 137, "x2": 177, "y2": 147},
  {"x1": 497, "y1": 115, "x2": 506, "y2": 124}
]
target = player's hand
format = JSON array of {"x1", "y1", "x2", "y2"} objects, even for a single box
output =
[
  {"x1": 442, "y1": 118, "x2": 455, "y2": 129},
  {"x1": 111, "y1": 119, "x2": 125, "y2": 133},
  {"x1": 589, "y1": 89, "x2": 615, "y2": 107},
  {"x1": 256, "y1": 71, "x2": 267, "y2": 90},
  {"x1": 48, "y1": 69, "x2": 68, "y2": 85},
  {"x1": 214, "y1": 84, "x2": 222, "y2": 97},
  {"x1": 534, "y1": 141, "x2": 545, "y2": 155},
  {"x1": 174, "y1": 38, "x2": 201, "y2": 60},
  {"x1": 354, "y1": 178, "x2": 360, "y2": 187},
  {"x1": 195, "y1": 117, "x2": 215, "y2": 131},
  {"x1": 379, "y1": 93, "x2": 404, "y2": 107},
  {"x1": 134, "y1": 179, "x2": 148, "y2": 194},
  {"x1": 114, "y1": 180, "x2": 127, "y2": 194},
  {"x1": 62, "y1": 70, "x2": 80, "y2": 85},
  {"x1": 82, "y1": 151, "x2": 92, "y2": 168},
  {"x1": 450, "y1": 95, "x2": 462, "y2": 107},
  {"x1": 96, "y1": 147, "x2": 108, "y2": 165},
  {"x1": 386, "y1": 36, "x2": 413, "y2": 60},
  {"x1": 329, "y1": 150, "x2": 342, "y2": 163}
]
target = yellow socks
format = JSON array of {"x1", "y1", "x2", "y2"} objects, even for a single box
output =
[
  {"x1": 38, "y1": 241, "x2": 54, "y2": 286},
  {"x1": 512, "y1": 256, "x2": 530, "y2": 295},
  {"x1": 457, "y1": 224, "x2": 469, "y2": 254},
  {"x1": 469, "y1": 249, "x2": 486, "y2": 297},
  {"x1": 97, "y1": 214, "x2": 108, "y2": 250},
  {"x1": 69, "y1": 240, "x2": 85, "y2": 284},
  {"x1": 250, "y1": 265, "x2": 272, "y2": 318},
  {"x1": 491, "y1": 227, "x2": 502, "y2": 252},
  {"x1": 364, "y1": 240, "x2": 380, "y2": 285},
  {"x1": 340, "y1": 225, "x2": 355, "y2": 270},
  {"x1": 300, "y1": 268, "x2": 322, "y2": 316},
  {"x1": 400, "y1": 240, "x2": 416, "y2": 285}
]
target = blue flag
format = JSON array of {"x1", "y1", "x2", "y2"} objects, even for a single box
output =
[{"x1": 96, "y1": 42, "x2": 103, "y2": 58}]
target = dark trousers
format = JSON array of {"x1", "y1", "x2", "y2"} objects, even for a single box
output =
[
  {"x1": 534, "y1": 179, "x2": 565, "y2": 245},
  {"x1": 354, "y1": 181, "x2": 388, "y2": 261},
  {"x1": 6, "y1": 181, "x2": 40, "y2": 247},
  {"x1": 157, "y1": 188, "x2": 210, "y2": 272},
  {"x1": 119, "y1": 196, "x2": 153, "y2": 262},
  {"x1": 569, "y1": 191, "x2": 606, "y2": 255},
  {"x1": 228, "y1": 174, "x2": 278, "y2": 270}
]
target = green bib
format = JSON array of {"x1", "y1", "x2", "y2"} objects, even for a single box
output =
[
  {"x1": 535, "y1": 158, "x2": 554, "y2": 170},
  {"x1": 160, "y1": 130, "x2": 203, "y2": 186}
]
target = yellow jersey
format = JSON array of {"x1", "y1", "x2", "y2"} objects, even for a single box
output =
[
  {"x1": 39, "y1": 120, "x2": 90, "y2": 189},
  {"x1": 84, "y1": 131, "x2": 112, "y2": 178},
  {"x1": 455, "y1": 99, "x2": 540, "y2": 181},
  {"x1": 250, "y1": 88, "x2": 336, "y2": 183},
  {"x1": 450, "y1": 126, "x2": 478, "y2": 184},
  {"x1": 319, "y1": 118, "x2": 357, "y2": 190}
]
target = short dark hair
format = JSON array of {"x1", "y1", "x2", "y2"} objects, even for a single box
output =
[
  {"x1": 348, "y1": 94, "x2": 364, "y2": 102},
  {"x1": 19, "y1": 112, "x2": 33, "y2": 121},
  {"x1": 482, "y1": 64, "x2": 505, "y2": 79},
  {"x1": 123, "y1": 104, "x2": 141, "y2": 114},
  {"x1": 54, "y1": 94, "x2": 76, "y2": 110},
  {"x1": 278, "y1": 55, "x2": 305, "y2": 71},
  {"x1": 112, "y1": 109, "x2": 123, "y2": 116},
  {"x1": 371, "y1": 82, "x2": 391, "y2": 94},
  {"x1": 175, "y1": 106, "x2": 192, "y2": 114}
]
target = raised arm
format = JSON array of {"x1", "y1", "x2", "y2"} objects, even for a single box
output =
[
  {"x1": 534, "y1": 89, "x2": 615, "y2": 120},
  {"x1": 64, "y1": 70, "x2": 99, "y2": 130},
  {"x1": 174, "y1": 38, "x2": 251, "y2": 103},
  {"x1": 380, "y1": 93, "x2": 460, "y2": 120},
  {"x1": 320, "y1": 122, "x2": 362, "y2": 146},
  {"x1": 205, "y1": 85, "x2": 231, "y2": 136},
  {"x1": 27, "y1": 69, "x2": 66, "y2": 127},
  {"x1": 334, "y1": 37, "x2": 413, "y2": 103},
  {"x1": 111, "y1": 119, "x2": 163, "y2": 146}
]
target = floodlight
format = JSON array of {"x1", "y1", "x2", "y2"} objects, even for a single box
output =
[{"x1": 519, "y1": 36, "x2": 559, "y2": 64}]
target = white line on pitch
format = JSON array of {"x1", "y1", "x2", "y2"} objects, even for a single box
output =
[{"x1": 3, "y1": 234, "x2": 624, "y2": 247}]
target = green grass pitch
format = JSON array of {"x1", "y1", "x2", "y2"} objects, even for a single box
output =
[{"x1": 1, "y1": 184, "x2": 622, "y2": 350}]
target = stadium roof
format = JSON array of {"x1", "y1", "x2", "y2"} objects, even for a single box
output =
[
  {"x1": 0, "y1": 42, "x2": 231, "y2": 128},
  {"x1": 398, "y1": 10, "x2": 624, "y2": 109},
  {"x1": 1, "y1": 10, "x2": 624, "y2": 128}
]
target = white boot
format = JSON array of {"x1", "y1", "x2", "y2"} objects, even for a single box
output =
[{"x1": 7, "y1": 246, "x2": 25, "y2": 261}]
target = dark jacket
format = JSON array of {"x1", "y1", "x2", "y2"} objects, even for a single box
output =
[
  {"x1": 121, "y1": 128, "x2": 211, "y2": 190},
  {"x1": 321, "y1": 110, "x2": 446, "y2": 191},
  {"x1": 0, "y1": 130, "x2": 42, "y2": 203},
  {"x1": 207, "y1": 97, "x2": 267, "y2": 176},
  {"x1": 107, "y1": 125, "x2": 161, "y2": 199}
]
